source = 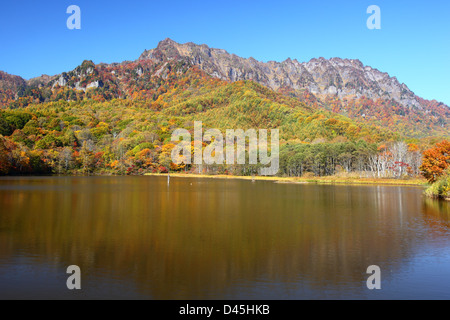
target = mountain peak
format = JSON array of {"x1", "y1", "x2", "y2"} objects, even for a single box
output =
[
  {"x1": 139, "y1": 38, "x2": 185, "y2": 61},
  {"x1": 157, "y1": 37, "x2": 178, "y2": 48},
  {"x1": 137, "y1": 39, "x2": 428, "y2": 110}
]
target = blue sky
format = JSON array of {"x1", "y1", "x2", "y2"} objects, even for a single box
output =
[{"x1": 0, "y1": 0, "x2": 449, "y2": 105}]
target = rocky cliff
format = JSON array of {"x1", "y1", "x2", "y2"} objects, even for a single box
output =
[{"x1": 139, "y1": 38, "x2": 433, "y2": 110}]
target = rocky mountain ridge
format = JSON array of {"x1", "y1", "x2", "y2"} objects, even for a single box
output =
[{"x1": 139, "y1": 38, "x2": 433, "y2": 110}]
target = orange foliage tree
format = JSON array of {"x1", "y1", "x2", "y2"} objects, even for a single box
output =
[{"x1": 420, "y1": 140, "x2": 450, "y2": 183}]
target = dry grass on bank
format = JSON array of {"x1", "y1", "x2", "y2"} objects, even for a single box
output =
[{"x1": 144, "y1": 172, "x2": 427, "y2": 187}]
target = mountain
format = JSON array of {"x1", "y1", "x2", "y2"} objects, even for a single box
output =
[
  {"x1": 0, "y1": 38, "x2": 448, "y2": 137},
  {"x1": 139, "y1": 38, "x2": 441, "y2": 109},
  {"x1": 138, "y1": 39, "x2": 449, "y2": 136}
]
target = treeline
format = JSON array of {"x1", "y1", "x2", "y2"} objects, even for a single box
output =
[{"x1": 279, "y1": 141, "x2": 422, "y2": 178}]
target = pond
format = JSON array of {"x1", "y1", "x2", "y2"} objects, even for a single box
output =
[{"x1": 0, "y1": 176, "x2": 449, "y2": 299}]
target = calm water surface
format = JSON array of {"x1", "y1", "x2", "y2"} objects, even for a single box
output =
[{"x1": 0, "y1": 176, "x2": 449, "y2": 299}]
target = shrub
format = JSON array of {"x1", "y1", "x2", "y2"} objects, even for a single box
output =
[{"x1": 425, "y1": 169, "x2": 450, "y2": 200}]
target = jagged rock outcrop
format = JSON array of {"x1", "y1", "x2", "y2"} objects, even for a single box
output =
[
  {"x1": 27, "y1": 74, "x2": 54, "y2": 88},
  {"x1": 139, "y1": 38, "x2": 427, "y2": 109}
]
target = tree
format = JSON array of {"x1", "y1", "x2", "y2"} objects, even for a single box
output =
[
  {"x1": 0, "y1": 136, "x2": 12, "y2": 174},
  {"x1": 58, "y1": 147, "x2": 73, "y2": 172},
  {"x1": 158, "y1": 143, "x2": 175, "y2": 172},
  {"x1": 79, "y1": 140, "x2": 95, "y2": 174},
  {"x1": 420, "y1": 140, "x2": 450, "y2": 183}
]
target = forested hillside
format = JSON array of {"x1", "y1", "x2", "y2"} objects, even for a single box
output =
[{"x1": 0, "y1": 40, "x2": 448, "y2": 178}]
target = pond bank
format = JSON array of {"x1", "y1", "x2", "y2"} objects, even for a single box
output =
[{"x1": 144, "y1": 173, "x2": 427, "y2": 187}]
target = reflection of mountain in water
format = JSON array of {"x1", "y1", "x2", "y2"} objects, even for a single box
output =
[{"x1": 0, "y1": 177, "x2": 448, "y2": 299}]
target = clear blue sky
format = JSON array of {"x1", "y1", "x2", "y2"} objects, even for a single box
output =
[{"x1": 1, "y1": 0, "x2": 449, "y2": 105}]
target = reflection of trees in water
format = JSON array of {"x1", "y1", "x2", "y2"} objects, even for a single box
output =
[
  {"x1": 0, "y1": 178, "x2": 444, "y2": 299},
  {"x1": 422, "y1": 198, "x2": 450, "y2": 231}
]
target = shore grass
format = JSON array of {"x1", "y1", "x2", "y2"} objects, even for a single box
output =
[
  {"x1": 425, "y1": 173, "x2": 450, "y2": 200},
  {"x1": 144, "y1": 172, "x2": 427, "y2": 187}
]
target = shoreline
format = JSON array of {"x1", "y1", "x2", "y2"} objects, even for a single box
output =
[
  {"x1": 0, "y1": 173, "x2": 428, "y2": 187},
  {"x1": 144, "y1": 173, "x2": 427, "y2": 187}
]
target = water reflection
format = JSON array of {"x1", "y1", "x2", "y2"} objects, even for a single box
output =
[{"x1": 0, "y1": 177, "x2": 449, "y2": 299}]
